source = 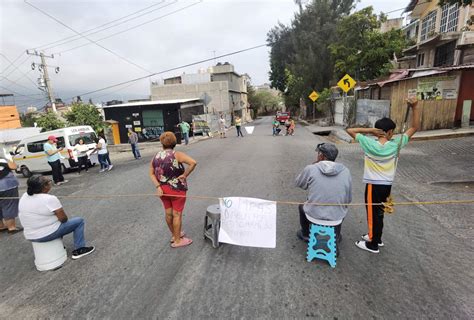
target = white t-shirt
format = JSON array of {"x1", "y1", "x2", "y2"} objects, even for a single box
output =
[
  {"x1": 98, "y1": 138, "x2": 108, "y2": 155},
  {"x1": 19, "y1": 193, "x2": 62, "y2": 240}
]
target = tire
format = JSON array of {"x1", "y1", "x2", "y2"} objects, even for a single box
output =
[
  {"x1": 21, "y1": 166, "x2": 32, "y2": 178},
  {"x1": 61, "y1": 164, "x2": 68, "y2": 174}
]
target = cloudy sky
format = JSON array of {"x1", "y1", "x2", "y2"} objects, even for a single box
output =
[{"x1": 1, "y1": 0, "x2": 409, "y2": 111}]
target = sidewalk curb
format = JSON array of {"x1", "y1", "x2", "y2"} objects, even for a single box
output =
[
  {"x1": 108, "y1": 136, "x2": 213, "y2": 153},
  {"x1": 410, "y1": 131, "x2": 474, "y2": 141},
  {"x1": 298, "y1": 119, "x2": 474, "y2": 143}
]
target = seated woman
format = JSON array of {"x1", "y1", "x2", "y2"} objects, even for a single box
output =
[{"x1": 18, "y1": 175, "x2": 95, "y2": 260}]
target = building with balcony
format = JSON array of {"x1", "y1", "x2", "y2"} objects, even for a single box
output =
[
  {"x1": 150, "y1": 63, "x2": 251, "y2": 123},
  {"x1": 401, "y1": 1, "x2": 474, "y2": 68}
]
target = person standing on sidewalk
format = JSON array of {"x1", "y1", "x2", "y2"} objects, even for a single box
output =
[
  {"x1": 19, "y1": 175, "x2": 95, "y2": 259},
  {"x1": 0, "y1": 157, "x2": 23, "y2": 234},
  {"x1": 149, "y1": 132, "x2": 197, "y2": 248},
  {"x1": 43, "y1": 136, "x2": 68, "y2": 186},
  {"x1": 235, "y1": 116, "x2": 244, "y2": 137},
  {"x1": 128, "y1": 129, "x2": 141, "y2": 159},
  {"x1": 179, "y1": 121, "x2": 191, "y2": 145},
  {"x1": 346, "y1": 98, "x2": 420, "y2": 254}
]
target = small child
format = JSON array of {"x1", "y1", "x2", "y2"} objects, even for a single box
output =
[{"x1": 346, "y1": 98, "x2": 420, "y2": 254}]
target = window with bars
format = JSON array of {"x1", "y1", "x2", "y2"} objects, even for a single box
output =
[
  {"x1": 440, "y1": 4, "x2": 459, "y2": 33},
  {"x1": 420, "y1": 10, "x2": 437, "y2": 41},
  {"x1": 434, "y1": 41, "x2": 456, "y2": 66}
]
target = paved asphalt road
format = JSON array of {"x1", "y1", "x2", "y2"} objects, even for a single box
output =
[{"x1": 1, "y1": 117, "x2": 473, "y2": 319}]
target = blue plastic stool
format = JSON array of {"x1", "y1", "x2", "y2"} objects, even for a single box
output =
[{"x1": 306, "y1": 224, "x2": 337, "y2": 268}]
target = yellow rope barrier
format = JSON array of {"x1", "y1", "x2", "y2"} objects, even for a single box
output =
[{"x1": 1, "y1": 193, "x2": 473, "y2": 207}]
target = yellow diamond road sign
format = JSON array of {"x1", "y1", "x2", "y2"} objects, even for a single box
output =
[
  {"x1": 309, "y1": 91, "x2": 319, "y2": 102},
  {"x1": 337, "y1": 74, "x2": 357, "y2": 93}
]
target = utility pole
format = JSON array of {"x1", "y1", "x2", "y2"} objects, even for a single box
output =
[{"x1": 27, "y1": 50, "x2": 59, "y2": 113}]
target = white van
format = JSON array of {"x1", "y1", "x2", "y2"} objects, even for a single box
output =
[{"x1": 12, "y1": 126, "x2": 99, "y2": 177}]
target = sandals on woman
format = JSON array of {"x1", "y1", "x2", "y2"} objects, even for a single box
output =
[
  {"x1": 171, "y1": 237, "x2": 193, "y2": 248},
  {"x1": 170, "y1": 231, "x2": 186, "y2": 243}
]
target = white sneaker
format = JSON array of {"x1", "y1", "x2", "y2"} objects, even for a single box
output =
[
  {"x1": 99, "y1": 169, "x2": 106, "y2": 173},
  {"x1": 107, "y1": 165, "x2": 113, "y2": 171},
  {"x1": 355, "y1": 241, "x2": 379, "y2": 253},
  {"x1": 62, "y1": 180, "x2": 69, "y2": 184},
  {"x1": 361, "y1": 234, "x2": 384, "y2": 247}
]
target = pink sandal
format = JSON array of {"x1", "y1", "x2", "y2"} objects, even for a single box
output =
[
  {"x1": 170, "y1": 231, "x2": 186, "y2": 243},
  {"x1": 171, "y1": 237, "x2": 193, "y2": 248}
]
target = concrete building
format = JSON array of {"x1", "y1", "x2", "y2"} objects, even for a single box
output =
[
  {"x1": 380, "y1": 18, "x2": 404, "y2": 33},
  {"x1": 0, "y1": 106, "x2": 21, "y2": 129},
  {"x1": 401, "y1": 1, "x2": 474, "y2": 69},
  {"x1": 150, "y1": 63, "x2": 251, "y2": 123},
  {"x1": 102, "y1": 99, "x2": 204, "y2": 143}
]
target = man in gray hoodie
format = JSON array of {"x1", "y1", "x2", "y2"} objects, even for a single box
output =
[{"x1": 295, "y1": 143, "x2": 352, "y2": 245}]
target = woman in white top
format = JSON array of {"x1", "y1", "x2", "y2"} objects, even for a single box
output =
[
  {"x1": 95, "y1": 134, "x2": 113, "y2": 172},
  {"x1": 73, "y1": 139, "x2": 89, "y2": 174},
  {"x1": 18, "y1": 175, "x2": 95, "y2": 259}
]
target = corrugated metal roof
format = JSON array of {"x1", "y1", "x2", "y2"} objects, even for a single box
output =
[{"x1": 102, "y1": 98, "x2": 201, "y2": 108}]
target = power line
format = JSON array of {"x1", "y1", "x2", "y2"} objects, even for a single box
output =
[
  {"x1": 0, "y1": 51, "x2": 25, "y2": 74},
  {"x1": 54, "y1": 1, "x2": 203, "y2": 55},
  {"x1": 34, "y1": 1, "x2": 168, "y2": 50},
  {"x1": 0, "y1": 74, "x2": 39, "y2": 93},
  {"x1": 0, "y1": 53, "x2": 39, "y2": 87},
  {"x1": 0, "y1": 84, "x2": 44, "y2": 98},
  {"x1": 67, "y1": 44, "x2": 267, "y2": 101},
  {"x1": 382, "y1": 1, "x2": 432, "y2": 15},
  {"x1": 39, "y1": 1, "x2": 177, "y2": 52},
  {"x1": 24, "y1": 0, "x2": 153, "y2": 74}
]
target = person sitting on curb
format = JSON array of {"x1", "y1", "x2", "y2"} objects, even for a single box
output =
[
  {"x1": 18, "y1": 175, "x2": 95, "y2": 260},
  {"x1": 295, "y1": 143, "x2": 352, "y2": 255},
  {"x1": 346, "y1": 98, "x2": 420, "y2": 254}
]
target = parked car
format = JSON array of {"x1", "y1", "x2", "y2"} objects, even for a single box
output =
[
  {"x1": 11, "y1": 126, "x2": 99, "y2": 177},
  {"x1": 276, "y1": 111, "x2": 290, "y2": 124}
]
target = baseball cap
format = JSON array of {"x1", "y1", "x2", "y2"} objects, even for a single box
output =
[
  {"x1": 316, "y1": 143, "x2": 338, "y2": 161},
  {"x1": 47, "y1": 135, "x2": 58, "y2": 142}
]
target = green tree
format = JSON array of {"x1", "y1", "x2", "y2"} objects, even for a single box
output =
[
  {"x1": 329, "y1": 6, "x2": 407, "y2": 81},
  {"x1": 20, "y1": 112, "x2": 37, "y2": 127},
  {"x1": 249, "y1": 90, "x2": 283, "y2": 115},
  {"x1": 36, "y1": 111, "x2": 65, "y2": 132},
  {"x1": 64, "y1": 103, "x2": 105, "y2": 132},
  {"x1": 268, "y1": 0, "x2": 356, "y2": 113}
]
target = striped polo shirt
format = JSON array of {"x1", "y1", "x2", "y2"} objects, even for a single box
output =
[{"x1": 356, "y1": 133, "x2": 409, "y2": 185}]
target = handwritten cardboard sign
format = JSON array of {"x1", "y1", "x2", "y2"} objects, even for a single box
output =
[{"x1": 218, "y1": 197, "x2": 276, "y2": 248}]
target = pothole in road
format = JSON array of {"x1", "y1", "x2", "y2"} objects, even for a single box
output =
[
  {"x1": 312, "y1": 130, "x2": 332, "y2": 136},
  {"x1": 429, "y1": 181, "x2": 474, "y2": 193}
]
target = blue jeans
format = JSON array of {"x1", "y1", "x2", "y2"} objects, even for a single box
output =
[
  {"x1": 131, "y1": 143, "x2": 141, "y2": 159},
  {"x1": 98, "y1": 153, "x2": 109, "y2": 170},
  {"x1": 183, "y1": 132, "x2": 189, "y2": 145},
  {"x1": 32, "y1": 217, "x2": 86, "y2": 250}
]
